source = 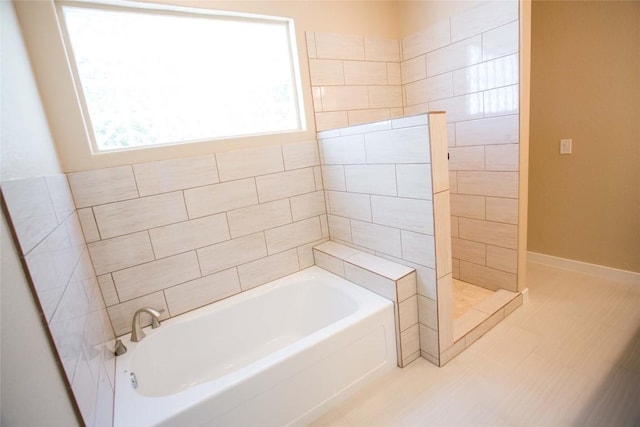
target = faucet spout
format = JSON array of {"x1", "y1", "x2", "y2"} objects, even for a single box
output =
[{"x1": 130, "y1": 307, "x2": 162, "y2": 342}]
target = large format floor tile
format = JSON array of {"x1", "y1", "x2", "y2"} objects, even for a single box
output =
[{"x1": 310, "y1": 261, "x2": 640, "y2": 426}]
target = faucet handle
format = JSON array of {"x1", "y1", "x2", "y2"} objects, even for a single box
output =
[
  {"x1": 114, "y1": 339, "x2": 127, "y2": 356},
  {"x1": 151, "y1": 308, "x2": 164, "y2": 328},
  {"x1": 151, "y1": 314, "x2": 161, "y2": 328}
]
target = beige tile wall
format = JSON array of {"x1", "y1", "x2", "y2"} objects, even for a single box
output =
[
  {"x1": 400, "y1": 1, "x2": 520, "y2": 294},
  {"x1": 306, "y1": 32, "x2": 404, "y2": 131},
  {"x1": 1, "y1": 176, "x2": 114, "y2": 427},
  {"x1": 69, "y1": 148, "x2": 329, "y2": 336}
]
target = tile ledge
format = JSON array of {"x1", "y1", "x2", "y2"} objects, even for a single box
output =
[{"x1": 313, "y1": 241, "x2": 414, "y2": 281}]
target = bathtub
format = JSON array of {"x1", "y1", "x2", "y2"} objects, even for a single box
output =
[{"x1": 114, "y1": 266, "x2": 397, "y2": 427}]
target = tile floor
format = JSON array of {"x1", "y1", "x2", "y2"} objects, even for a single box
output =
[
  {"x1": 310, "y1": 261, "x2": 640, "y2": 426},
  {"x1": 452, "y1": 279, "x2": 495, "y2": 319}
]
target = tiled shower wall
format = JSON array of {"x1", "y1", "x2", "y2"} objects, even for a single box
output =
[
  {"x1": 1, "y1": 176, "x2": 114, "y2": 427},
  {"x1": 306, "y1": 0, "x2": 521, "y2": 363},
  {"x1": 307, "y1": 1, "x2": 520, "y2": 292},
  {"x1": 401, "y1": 1, "x2": 520, "y2": 291},
  {"x1": 305, "y1": 32, "x2": 404, "y2": 131},
  {"x1": 68, "y1": 141, "x2": 328, "y2": 336}
]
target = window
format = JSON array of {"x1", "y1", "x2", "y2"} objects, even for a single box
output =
[{"x1": 57, "y1": 1, "x2": 305, "y2": 152}]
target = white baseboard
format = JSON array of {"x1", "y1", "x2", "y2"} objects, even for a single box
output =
[{"x1": 528, "y1": 251, "x2": 640, "y2": 285}]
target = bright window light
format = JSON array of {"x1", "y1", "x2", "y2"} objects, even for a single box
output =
[{"x1": 58, "y1": 2, "x2": 305, "y2": 152}]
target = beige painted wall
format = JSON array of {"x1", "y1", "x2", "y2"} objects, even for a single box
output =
[
  {"x1": 1, "y1": 3, "x2": 61, "y2": 180},
  {"x1": 0, "y1": 1, "x2": 79, "y2": 425},
  {"x1": 529, "y1": 1, "x2": 640, "y2": 272},
  {"x1": 13, "y1": 0, "x2": 398, "y2": 172}
]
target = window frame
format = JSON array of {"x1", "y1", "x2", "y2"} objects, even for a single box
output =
[{"x1": 55, "y1": 0, "x2": 307, "y2": 154}]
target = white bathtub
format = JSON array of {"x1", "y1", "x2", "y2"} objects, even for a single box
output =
[{"x1": 114, "y1": 266, "x2": 397, "y2": 427}]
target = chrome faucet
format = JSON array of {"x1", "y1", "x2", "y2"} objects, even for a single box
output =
[{"x1": 130, "y1": 307, "x2": 162, "y2": 342}]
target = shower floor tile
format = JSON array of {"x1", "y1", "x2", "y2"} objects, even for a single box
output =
[{"x1": 452, "y1": 279, "x2": 495, "y2": 319}]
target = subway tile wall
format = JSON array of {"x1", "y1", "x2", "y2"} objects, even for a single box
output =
[
  {"x1": 400, "y1": 1, "x2": 520, "y2": 292},
  {"x1": 1, "y1": 176, "x2": 114, "y2": 427},
  {"x1": 68, "y1": 141, "x2": 328, "y2": 336},
  {"x1": 306, "y1": 32, "x2": 404, "y2": 131}
]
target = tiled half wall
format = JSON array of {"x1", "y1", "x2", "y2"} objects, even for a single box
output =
[
  {"x1": 317, "y1": 113, "x2": 452, "y2": 364},
  {"x1": 68, "y1": 141, "x2": 328, "y2": 336}
]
